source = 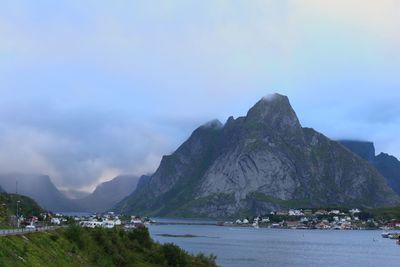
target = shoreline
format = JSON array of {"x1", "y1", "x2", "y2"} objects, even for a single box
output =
[{"x1": 150, "y1": 222, "x2": 391, "y2": 231}]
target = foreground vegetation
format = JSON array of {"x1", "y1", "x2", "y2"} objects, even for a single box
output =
[{"x1": 0, "y1": 226, "x2": 217, "y2": 267}]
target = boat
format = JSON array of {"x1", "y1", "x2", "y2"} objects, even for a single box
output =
[
  {"x1": 381, "y1": 231, "x2": 400, "y2": 239},
  {"x1": 382, "y1": 232, "x2": 390, "y2": 238}
]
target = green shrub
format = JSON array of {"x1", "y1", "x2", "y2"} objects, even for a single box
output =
[
  {"x1": 0, "y1": 226, "x2": 217, "y2": 267},
  {"x1": 162, "y1": 243, "x2": 188, "y2": 267}
]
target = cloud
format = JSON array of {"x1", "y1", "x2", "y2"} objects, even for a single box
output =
[
  {"x1": 0, "y1": 104, "x2": 174, "y2": 191},
  {"x1": 0, "y1": 1, "x2": 399, "y2": 190}
]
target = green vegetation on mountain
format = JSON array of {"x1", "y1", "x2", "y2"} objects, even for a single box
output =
[
  {"x1": 251, "y1": 192, "x2": 312, "y2": 209},
  {"x1": 0, "y1": 193, "x2": 44, "y2": 228},
  {"x1": 370, "y1": 205, "x2": 400, "y2": 220},
  {"x1": 0, "y1": 226, "x2": 217, "y2": 267}
]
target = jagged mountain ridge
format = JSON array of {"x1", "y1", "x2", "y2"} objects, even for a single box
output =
[
  {"x1": 115, "y1": 94, "x2": 400, "y2": 218},
  {"x1": 339, "y1": 140, "x2": 400, "y2": 195}
]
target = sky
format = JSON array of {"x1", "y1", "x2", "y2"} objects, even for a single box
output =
[{"x1": 0, "y1": 1, "x2": 399, "y2": 192}]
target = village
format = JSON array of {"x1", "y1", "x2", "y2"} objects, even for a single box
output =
[
  {"x1": 12, "y1": 207, "x2": 400, "y2": 232},
  {"x1": 12, "y1": 212, "x2": 151, "y2": 230},
  {"x1": 225, "y1": 208, "x2": 400, "y2": 230}
]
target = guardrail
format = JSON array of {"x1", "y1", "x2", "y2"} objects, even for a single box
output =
[{"x1": 0, "y1": 226, "x2": 60, "y2": 236}]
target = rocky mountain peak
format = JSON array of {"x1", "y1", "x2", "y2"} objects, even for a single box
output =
[
  {"x1": 245, "y1": 93, "x2": 302, "y2": 135},
  {"x1": 200, "y1": 119, "x2": 223, "y2": 129}
]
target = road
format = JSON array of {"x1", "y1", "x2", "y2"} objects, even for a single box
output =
[{"x1": 0, "y1": 226, "x2": 60, "y2": 236}]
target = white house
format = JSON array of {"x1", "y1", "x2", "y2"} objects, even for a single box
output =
[
  {"x1": 102, "y1": 221, "x2": 115, "y2": 229},
  {"x1": 349, "y1": 208, "x2": 361, "y2": 214},
  {"x1": 51, "y1": 218, "x2": 61, "y2": 225},
  {"x1": 289, "y1": 209, "x2": 304, "y2": 216}
]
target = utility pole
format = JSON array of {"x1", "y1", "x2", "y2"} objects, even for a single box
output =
[{"x1": 16, "y1": 200, "x2": 20, "y2": 228}]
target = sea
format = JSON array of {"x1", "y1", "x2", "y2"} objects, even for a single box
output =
[{"x1": 148, "y1": 220, "x2": 400, "y2": 267}]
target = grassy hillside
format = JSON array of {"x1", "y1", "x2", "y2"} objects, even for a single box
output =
[
  {"x1": 0, "y1": 226, "x2": 217, "y2": 267},
  {"x1": 370, "y1": 205, "x2": 400, "y2": 220},
  {"x1": 0, "y1": 193, "x2": 44, "y2": 228}
]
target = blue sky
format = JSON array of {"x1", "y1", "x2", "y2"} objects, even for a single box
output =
[{"x1": 0, "y1": 1, "x2": 399, "y2": 191}]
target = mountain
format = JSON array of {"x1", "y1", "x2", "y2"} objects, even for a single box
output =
[
  {"x1": 115, "y1": 94, "x2": 400, "y2": 218},
  {"x1": 0, "y1": 174, "x2": 79, "y2": 212},
  {"x1": 0, "y1": 185, "x2": 4, "y2": 193},
  {"x1": 339, "y1": 140, "x2": 400, "y2": 195},
  {"x1": 75, "y1": 175, "x2": 142, "y2": 213}
]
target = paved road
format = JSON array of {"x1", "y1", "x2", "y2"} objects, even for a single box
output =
[{"x1": 0, "y1": 226, "x2": 60, "y2": 236}]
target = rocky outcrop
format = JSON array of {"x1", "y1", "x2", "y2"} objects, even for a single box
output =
[{"x1": 115, "y1": 94, "x2": 400, "y2": 218}]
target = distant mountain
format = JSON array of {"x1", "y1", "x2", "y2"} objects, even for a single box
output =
[
  {"x1": 0, "y1": 174, "x2": 79, "y2": 212},
  {"x1": 338, "y1": 141, "x2": 376, "y2": 162},
  {"x1": 115, "y1": 94, "x2": 400, "y2": 218},
  {"x1": 0, "y1": 185, "x2": 4, "y2": 193},
  {"x1": 375, "y1": 153, "x2": 400, "y2": 195},
  {"x1": 75, "y1": 175, "x2": 142, "y2": 213},
  {"x1": 61, "y1": 189, "x2": 91, "y2": 200},
  {"x1": 340, "y1": 141, "x2": 400, "y2": 195}
]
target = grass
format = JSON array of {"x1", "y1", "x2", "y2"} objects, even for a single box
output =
[
  {"x1": 370, "y1": 205, "x2": 400, "y2": 220},
  {"x1": 0, "y1": 226, "x2": 217, "y2": 267},
  {"x1": 251, "y1": 192, "x2": 312, "y2": 209}
]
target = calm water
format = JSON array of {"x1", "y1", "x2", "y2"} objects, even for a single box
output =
[{"x1": 149, "y1": 224, "x2": 400, "y2": 267}]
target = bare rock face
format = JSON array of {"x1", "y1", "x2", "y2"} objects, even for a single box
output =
[{"x1": 115, "y1": 94, "x2": 400, "y2": 218}]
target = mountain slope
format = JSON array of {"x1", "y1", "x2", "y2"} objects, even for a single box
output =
[
  {"x1": 0, "y1": 174, "x2": 79, "y2": 212},
  {"x1": 115, "y1": 94, "x2": 400, "y2": 218},
  {"x1": 75, "y1": 175, "x2": 142, "y2": 213},
  {"x1": 339, "y1": 140, "x2": 400, "y2": 196},
  {"x1": 0, "y1": 192, "x2": 44, "y2": 228}
]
